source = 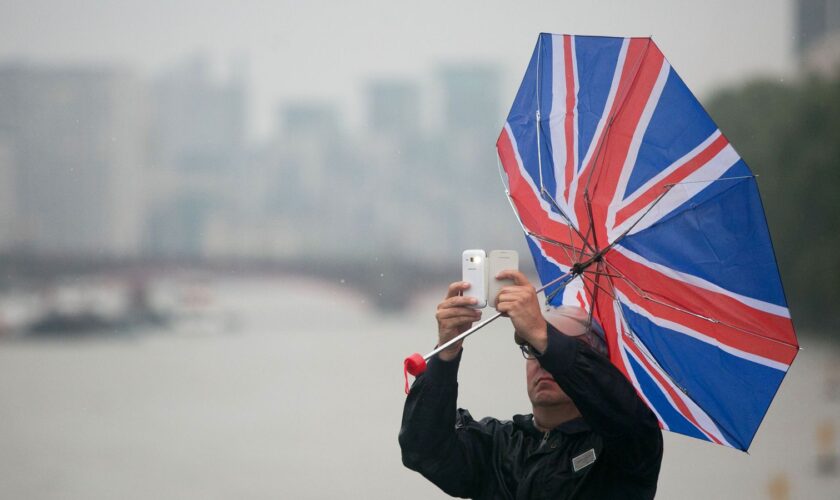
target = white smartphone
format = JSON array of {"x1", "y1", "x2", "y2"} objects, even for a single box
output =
[
  {"x1": 462, "y1": 249, "x2": 488, "y2": 309},
  {"x1": 488, "y1": 250, "x2": 519, "y2": 308}
]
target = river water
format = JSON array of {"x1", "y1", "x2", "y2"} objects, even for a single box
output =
[{"x1": 0, "y1": 277, "x2": 837, "y2": 499}]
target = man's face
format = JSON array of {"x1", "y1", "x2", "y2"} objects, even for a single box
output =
[{"x1": 526, "y1": 358, "x2": 571, "y2": 407}]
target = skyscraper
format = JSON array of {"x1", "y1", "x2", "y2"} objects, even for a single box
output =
[
  {"x1": 438, "y1": 64, "x2": 501, "y2": 138},
  {"x1": 0, "y1": 64, "x2": 146, "y2": 256},
  {"x1": 0, "y1": 138, "x2": 15, "y2": 251},
  {"x1": 366, "y1": 79, "x2": 420, "y2": 139},
  {"x1": 144, "y1": 55, "x2": 249, "y2": 257},
  {"x1": 150, "y1": 54, "x2": 247, "y2": 172}
]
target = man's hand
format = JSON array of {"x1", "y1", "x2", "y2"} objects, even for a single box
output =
[
  {"x1": 435, "y1": 282, "x2": 482, "y2": 361},
  {"x1": 495, "y1": 271, "x2": 548, "y2": 353}
]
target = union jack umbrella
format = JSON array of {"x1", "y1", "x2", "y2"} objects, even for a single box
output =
[{"x1": 496, "y1": 33, "x2": 799, "y2": 450}]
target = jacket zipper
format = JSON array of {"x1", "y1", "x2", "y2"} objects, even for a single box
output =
[{"x1": 540, "y1": 430, "x2": 550, "y2": 448}]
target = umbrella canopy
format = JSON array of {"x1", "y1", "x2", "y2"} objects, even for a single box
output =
[{"x1": 496, "y1": 33, "x2": 799, "y2": 451}]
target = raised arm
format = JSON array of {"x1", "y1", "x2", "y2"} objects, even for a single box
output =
[
  {"x1": 495, "y1": 270, "x2": 662, "y2": 476},
  {"x1": 398, "y1": 282, "x2": 489, "y2": 498},
  {"x1": 538, "y1": 325, "x2": 663, "y2": 477}
]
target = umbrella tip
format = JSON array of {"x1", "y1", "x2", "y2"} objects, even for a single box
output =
[
  {"x1": 405, "y1": 353, "x2": 427, "y2": 376},
  {"x1": 403, "y1": 353, "x2": 427, "y2": 394}
]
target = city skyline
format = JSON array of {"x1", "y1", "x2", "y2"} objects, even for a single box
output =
[
  {"x1": 0, "y1": 0, "x2": 794, "y2": 138},
  {"x1": 0, "y1": 55, "x2": 519, "y2": 263},
  {"x1": 1, "y1": 0, "x2": 833, "y2": 266}
]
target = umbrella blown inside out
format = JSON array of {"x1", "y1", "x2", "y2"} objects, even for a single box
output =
[{"x1": 495, "y1": 33, "x2": 798, "y2": 451}]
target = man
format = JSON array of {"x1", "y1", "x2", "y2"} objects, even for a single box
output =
[{"x1": 399, "y1": 270, "x2": 663, "y2": 499}]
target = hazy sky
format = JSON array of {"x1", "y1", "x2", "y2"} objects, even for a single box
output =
[{"x1": 0, "y1": 0, "x2": 794, "y2": 138}]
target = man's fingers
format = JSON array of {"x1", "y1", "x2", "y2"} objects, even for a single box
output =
[
  {"x1": 445, "y1": 281, "x2": 471, "y2": 299},
  {"x1": 438, "y1": 312, "x2": 481, "y2": 334},
  {"x1": 438, "y1": 295, "x2": 479, "y2": 309},
  {"x1": 495, "y1": 270, "x2": 531, "y2": 287},
  {"x1": 437, "y1": 307, "x2": 481, "y2": 321},
  {"x1": 495, "y1": 302, "x2": 517, "y2": 320},
  {"x1": 495, "y1": 287, "x2": 531, "y2": 304}
]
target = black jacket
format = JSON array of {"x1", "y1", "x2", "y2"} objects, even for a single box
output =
[{"x1": 399, "y1": 325, "x2": 663, "y2": 499}]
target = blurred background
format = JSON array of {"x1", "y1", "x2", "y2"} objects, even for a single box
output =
[{"x1": 0, "y1": 0, "x2": 838, "y2": 498}]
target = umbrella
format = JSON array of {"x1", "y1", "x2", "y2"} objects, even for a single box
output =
[{"x1": 494, "y1": 33, "x2": 799, "y2": 450}]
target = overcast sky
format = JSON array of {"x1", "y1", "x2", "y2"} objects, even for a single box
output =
[{"x1": 0, "y1": 0, "x2": 794, "y2": 138}]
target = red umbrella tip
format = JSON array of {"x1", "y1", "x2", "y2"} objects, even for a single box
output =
[
  {"x1": 403, "y1": 353, "x2": 427, "y2": 394},
  {"x1": 404, "y1": 353, "x2": 427, "y2": 376}
]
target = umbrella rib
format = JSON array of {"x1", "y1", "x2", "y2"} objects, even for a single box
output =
[
  {"x1": 527, "y1": 232, "x2": 592, "y2": 261},
  {"x1": 581, "y1": 195, "x2": 599, "y2": 262},
  {"x1": 599, "y1": 269, "x2": 687, "y2": 394},
  {"x1": 583, "y1": 170, "x2": 734, "y2": 273},
  {"x1": 582, "y1": 269, "x2": 625, "y2": 280},
  {"x1": 558, "y1": 233, "x2": 577, "y2": 268},
  {"x1": 496, "y1": 156, "x2": 593, "y2": 268},
  {"x1": 535, "y1": 34, "x2": 549, "y2": 198},
  {"x1": 544, "y1": 275, "x2": 569, "y2": 304},
  {"x1": 543, "y1": 231, "x2": 576, "y2": 269},
  {"x1": 581, "y1": 266, "x2": 615, "y2": 300},
  {"x1": 540, "y1": 188, "x2": 599, "y2": 256},
  {"x1": 601, "y1": 268, "x2": 753, "y2": 446},
  {"x1": 556, "y1": 184, "x2": 671, "y2": 279},
  {"x1": 583, "y1": 266, "x2": 703, "y2": 417},
  {"x1": 608, "y1": 175, "x2": 758, "y2": 251},
  {"x1": 543, "y1": 269, "x2": 582, "y2": 304},
  {"x1": 595, "y1": 175, "x2": 798, "y2": 349},
  {"x1": 581, "y1": 264, "x2": 602, "y2": 339},
  {"x1": 596, "y1": 185, "x2": 673, "y2": 260},
  {"x1": 664, "y1": 175, "x2": 757, "y2": 186},
  {"x1": 600, "y1": 258, "x2": 799, "y2": 349}
]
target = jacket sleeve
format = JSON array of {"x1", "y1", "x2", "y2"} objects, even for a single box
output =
[
  {"x1": 537, "y1": 325, "x2": 663, "y2": 479},
  {"x1": 398, "y1": 351, "x2": 491, "y2": 498}
]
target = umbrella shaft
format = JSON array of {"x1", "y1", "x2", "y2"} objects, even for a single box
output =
[{"x1": 425, "y1": 311, "x2": 504, "y2": 360}]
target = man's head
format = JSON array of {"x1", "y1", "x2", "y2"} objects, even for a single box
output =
[{"x1": 525, "y1": 305, "x2": 607, "y2": 409}]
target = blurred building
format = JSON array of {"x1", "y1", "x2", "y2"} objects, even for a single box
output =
[
  {"x1": 145, "y1": 55, "x2": 248, "y2": 257},
  {"x1": 277, "y1": 101, "x2": 341, "y2": 205},
  {"x1": 261, "y1": 101, "x2": 353, "y2": 257},
  {"x1": 362, "y1": 79, "x2": 430, "y2": 257},
  {"x1": 149, "y1": 55, "x2": 246, "y2": 171},
  {"x1": 434, "y1": 64, "x2": 511, "y2": 256},
  {"x1": 282, "y1": 102, "x2": 339, "y2": 138},
  {"x1": 438, "y1": 64, "x2": 502, "y2": 139},
  {"x1": 0, "y1": 139, "x2": 15, "y2": 251},
  {"x1": 366, "y1": 79, "x2": 420, "y2": 139},
  {"x1": 796, "y1": 0, "x2": 840, "y2": 75},
  {"x1": 0, "y1": 64, "x2": 146, "y2": 257},
  {"x1": 0, "y1": 55, "x2": 518, "y2": 266}
]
